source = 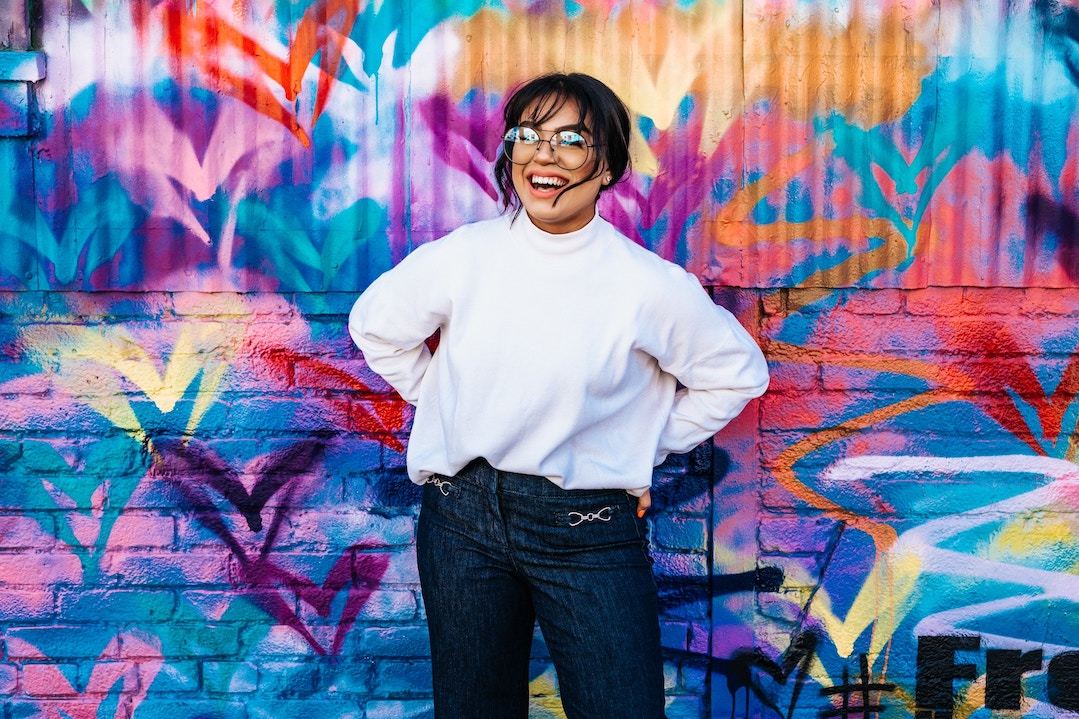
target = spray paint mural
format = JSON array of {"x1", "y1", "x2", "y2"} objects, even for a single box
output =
[{"x1": 2, "y1": 0, "x2": 1078, "y2": 716}]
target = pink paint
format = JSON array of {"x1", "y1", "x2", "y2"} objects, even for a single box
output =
[{"x1": 8, "y1": 632, "x2": 163, "y2": 717}]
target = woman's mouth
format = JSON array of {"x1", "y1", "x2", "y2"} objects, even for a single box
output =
[{"x1": 527, "y1": 174, "x2": 568, "y2": 197}]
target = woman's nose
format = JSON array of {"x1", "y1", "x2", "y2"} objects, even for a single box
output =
[{"x1": 534, "y1": 139, "x2": 557, "y2": 162}]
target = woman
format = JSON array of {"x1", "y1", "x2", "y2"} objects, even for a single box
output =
[{"x1": 349, "y1": 73, "x2": 769, "y2": 719}]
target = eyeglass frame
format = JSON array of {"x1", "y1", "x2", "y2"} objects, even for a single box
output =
[{"x1": 500, "y1": 125, "x2": 605, "y2": 171}]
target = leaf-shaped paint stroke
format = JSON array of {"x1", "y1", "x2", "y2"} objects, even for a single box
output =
[
  {"x1": 319, "y1": 198, "x2": 392, "y2": 288},
  {"x1": 156, "y1": 438, "x2": 326, "y2": 532},
  {"x1": 0, "y1": 142, "x2": 37, "y2": 287},
  {"x1": 233, "y1": 198, "x2": 322, "y2": 291},
  {"x1": 0, "y1": 435, "x2": 148, "y2": 579},
  {"x1": 21, "y1": 318, "x2": 241, "y2": 442},
  {"x1": 234, "y1": 194, "x2": 390, "y2": 291},
  {"x1": 350, "y1": 0, "x2": 486, "y2": 76},
  {"x1": 33, "y1": 176, "x2": 142, "y2": 286},
  {"x1": 153, "y1": 443, "x2": 390, "y2": 655},
  {"x1": 79, "y1": 92, "x2": 296, "y2": 248},
  {"x1": 289, "y1": 0, "x2": 360, "y2": 127},
  {"x1": 0, "y1": 170, "x2": 142, "y2": 289},
  {"x1": 415, "y1": 94, "x2": 502, "y2": 202},
  {"x1": 154, "y1": 0, "x2": 359, "y2": 146},
  {"x1": 8, "y1": 632, "x2": 163, "y2": 719},
  {"x1": 261, "y1": 348, "x2": 408, "y2": 451},
  {"x1": 453, "y1": 0, "x2": 742, "y2": 159}
]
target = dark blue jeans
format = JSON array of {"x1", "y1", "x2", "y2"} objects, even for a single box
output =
[{"x1": 416, "y1": 458, "x2": 665, "y2": 719}]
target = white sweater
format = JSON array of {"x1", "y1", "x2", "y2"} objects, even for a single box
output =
[{"x1": 348, "y1": 211, "x2": 769, "y2": 495}]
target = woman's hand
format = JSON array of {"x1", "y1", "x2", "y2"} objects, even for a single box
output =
[{"x1": 636, "y1": 489, "x2": 651, "y2": 518}]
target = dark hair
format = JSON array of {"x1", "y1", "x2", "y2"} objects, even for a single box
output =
[{"x1": 494, "y1": 73, "x2": 631, "y2": 213}]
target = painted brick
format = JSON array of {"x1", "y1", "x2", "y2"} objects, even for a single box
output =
[
  {"x1": 759, "y1": 516, "x2": 839, "y2": 554},
  {"x1": 529, "y1": 661, "x2": 558, "y2": 692},
  {"x1": 760, "y1": 289, "x2": 786, "y2": 316},
  {"x1": 838, "y1": 289, "x2": 903, "y2": 315},
  {"x1": 759, "y1": 390, "x2": 917, "y2": 431},
  {"x1": 760, "y1": 554, "x2": 827, "y2": 588},
  {"x1": 150, "y1": 625, "x2": 241, "y2": 659},
  {"x1": 767, "y1": 361, "x2": 820, "y2": 391},
  {"x1": 905, "y1": 287, "x2": 964, "y2": 315},
  {"x1": 0, "y1": 398, "x2": 107, "y2": 433},
  {"x1": 687, "y1": 624, "x2": 710, "y2": 655},
  {"x1": 292, "y1": 292, "x2": 357, "y2": 317},
  {"x1": 1018, "y1": 288, "x2": 1079, "y2": 315},
  {"x1": 22, "y1": 663, "x2": 78, "y2": 696},
  {"x1": 663, "y1": 661, "x2": 678, "y2": 690},
  {"x1": 373, "y1": 660, "x2": 432, "y2": 696},
  {"x1": 203, "y1": 661, "x2": 259, "y2": 693},
  {"x1": 124, "y1": 699, "x2": 247, "y2": 719},
  {"x1": 0, "y1": 589, "x2": 54, "y2": 620},
  {"x1": 283, "y1": 511, "x2": 414, "y2": 549},
  {"x1": 665, "y1": 693, "x2": 704, "y2": 718},
  {"x1": 106, "y1": 513, "x2": 175, "y2": 548},
  {"x1": 293, "y1": 357, "x2": 390, "y2": 394},
  {"x1": 364, "y1": 699, "x2": 434, "y2": 719},
  {"x1": 143, "y1": 660, "x2": 200, "y2": 693},
  {"x1": 249, "y1": 700, "x2": 364, "y2": 719},
  {"x1": 960, "y1": 287, "x2": 1029, "y2": 314},
  {"x1": 99, "y1": 551, "x2": 230, "y2": 586},
  {"x1": 59, "y1": 589, "x2": 176, "y2": 622},
  {"x1": 757, "y1": 590, "x2": 809, "y2": 623},
  {"x1": 660, "y1": 621, "x2": 689, "y2": 650},
  {"x1": 6, "y1": 626, "x2": 121, "y2": 660},
  {"x1": 654, "y1": 474, "x2": 712, "y2": 515},
  {"x1": 322, "y1": 660, "x2": 374, "y2": 694},
  {"x1": 241, "y1": 624, "x2": 315, "y2": 657},
  {"x1": 649, "y1": 551, "x2": 708, "y2": 578},
  {"x1": 820, "y1": 364, "x2": 930, "y2": 391},
  {"x1": 381, "y1": 443, "x2": 410, "y2": 470},
  {"x1": 378, "y1": 552, "x2": 421, "y2": 585},
  {"x1": 79, "y1": 660, "x2": 157, "y2": 694},
  {"x1": 345, "y1": 471, "x2": 424, "y2": 511},
  {"x1": 681, "y1": 662, "x2": 707, "y2": 692},
  {"x1": 255, "y1": 660, "x2": 320, "y2": 695},
  {"x1": 358, "y1": 626, "x2": 432, "y2": 657},
  {"x1": 357, "y1": 590, "x2": 417, "y2": 621},
  {"x1": 0, "y1": 516, "x2": 57, "y2": 551},
  {"x1": 0, "y1": 663, "x2": 17, "y2": 694},
  {"x1": 654, "y1": 517, "x2": 708, "y2": 552}
]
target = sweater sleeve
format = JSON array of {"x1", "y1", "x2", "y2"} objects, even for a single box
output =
[
  {"x1": 639, "y1": 267, "x2": 770, "y2": 465},
  {"x1": 348, "y1": 238, "x2": 453, "y2": 405}
]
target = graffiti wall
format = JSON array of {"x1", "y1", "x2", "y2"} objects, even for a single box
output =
[{"x1": 2, "y1": 0, "x2": 1078, "y2": 716}]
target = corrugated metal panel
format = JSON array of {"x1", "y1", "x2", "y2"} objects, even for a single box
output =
[{"x1": 2, "y1": 0, "x2": 1076, "y2": 290}]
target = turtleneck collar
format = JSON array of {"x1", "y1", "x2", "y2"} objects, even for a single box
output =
[{"x1": 512, "y1": 210, "x2": 604, "y2": 255}]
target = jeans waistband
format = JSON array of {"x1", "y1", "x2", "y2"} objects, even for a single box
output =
[{"x1": 449, "y1": 457, "x2": 628, "y2": 499}]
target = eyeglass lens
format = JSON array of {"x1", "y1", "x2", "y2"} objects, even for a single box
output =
[{"x1": 502, "y1": 127, "x2": 589, "y2": 170}]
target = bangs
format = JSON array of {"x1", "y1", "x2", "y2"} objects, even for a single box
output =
[{"x1": 515, "y1": 90, "x2": 593, "y2": 135}]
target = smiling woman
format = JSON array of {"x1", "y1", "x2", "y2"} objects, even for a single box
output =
[
  {"x1": 495, "y1": 73, "x2": 631, "y2": 234},
  {"x1": 348, "y1": 72, "x2": 769, "y2": 718}
]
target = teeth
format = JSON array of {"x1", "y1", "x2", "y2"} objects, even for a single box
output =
[{"x1": 531, "y1": 176, "x2": 566, "y2": 188}]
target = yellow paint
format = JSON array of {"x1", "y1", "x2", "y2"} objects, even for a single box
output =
[
  {"x1": 527, "y1": 665, "x2": 567, "y2": 719},
  {"x1": 990, "y1": 513, "x2": 1077, "y2": 557},
  {"x1": 710, "y1": 136, "x2": 913, "y2": 295},
  {"x1": 452, "y1": 2, "x2": 742, "y2": 160},
  {"x1": 23, "y1": 298, "x2": 249, "y2": 443},
  {"x1": 742, "y1": 6, "x2": 932, "y2": 128},
  {"x1": 806, "y1": 549, "x2": 921, "y2": 660}
]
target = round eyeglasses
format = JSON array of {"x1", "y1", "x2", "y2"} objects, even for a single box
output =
[{"x1": 501, "y1": 126, "x2": 600, "y2": 171}]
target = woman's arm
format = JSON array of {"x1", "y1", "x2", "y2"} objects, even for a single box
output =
[
  {"x1": 348, "y1": 240, "x2": 452, "y2": 405},
  {"x1": 640, "y1": 267, "x2": 769, "y2": 465}
]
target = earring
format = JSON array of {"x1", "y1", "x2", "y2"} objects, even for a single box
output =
[{"x1": 604, "y1": 174, "x2": 612, "y2": 184}]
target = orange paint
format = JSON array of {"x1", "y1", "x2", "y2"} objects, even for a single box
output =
[{"x1": 155, "y1": 0, "x2": 360, "y2": 147}]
